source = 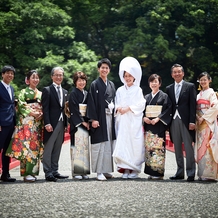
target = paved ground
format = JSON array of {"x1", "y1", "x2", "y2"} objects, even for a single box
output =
[{"x1": 1, "y1": 141, "x2": 218, "y2": 218}]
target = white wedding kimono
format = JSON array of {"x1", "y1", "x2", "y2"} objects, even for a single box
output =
[{"x1": 113, "y1": 84, "x2": 146, "y2": 173}]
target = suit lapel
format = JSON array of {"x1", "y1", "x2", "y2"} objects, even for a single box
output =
[
  {"x1": 178, "y1": 81, "x2": 186, "y2": 103},
  {"x1": 170, "y1": 84, "x2": 176, "y2": 102},
  {"x1": 0, "y1": 82, "x2": 13, "y2": 102},
  {"x1": 50, "y1": 85, "x2": 60, "y2": 105},
  {"x1": 61, "y1": 89, "x2": 66, "y2": 106}
]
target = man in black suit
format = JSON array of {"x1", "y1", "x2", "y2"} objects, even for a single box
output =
[
  {"x1": 0, "y1": 65, "x2": 16, "y2": 182},
  {"x1": 41, "y1": 67, "x2": 69, "y2": 182},
  {"x1": 166, "y1": 64, "x2": 196, "y2": 182}
]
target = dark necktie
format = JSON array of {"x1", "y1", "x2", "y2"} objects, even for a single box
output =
[{"x1": 57, "y1": 86, "x2": 61, "y2": 103}]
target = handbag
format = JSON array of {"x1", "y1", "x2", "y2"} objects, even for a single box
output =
[
  {"x1": 79, "y1": 104, "x2": 87, "y2": 117},
  {"x1": 145, "y1": 105, "x2": 162, "y2": 118}
]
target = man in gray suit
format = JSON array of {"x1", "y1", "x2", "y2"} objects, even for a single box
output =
[
  {"x1": 41, "y1": 67, "x2": 69, "y2": 182},
  {"x1": 166, "y1": 64, "x2": 196, "y2": 182}
]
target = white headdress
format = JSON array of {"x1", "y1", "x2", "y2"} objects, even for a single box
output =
[{"x1": 118, "y1": 57, "x2": 142, "y2": 86}]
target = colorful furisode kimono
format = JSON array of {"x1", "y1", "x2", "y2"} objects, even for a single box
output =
[
  {"x1": 195, "y1": 88, "x2": 218, "y2": 180},
  {"x1": 6, "y1": 87, "x2": 44, "y2": 176}
]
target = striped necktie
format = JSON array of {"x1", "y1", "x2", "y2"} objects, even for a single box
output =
[{"x1": 175, "y1": 84, "x2": 180, "y2": 100}]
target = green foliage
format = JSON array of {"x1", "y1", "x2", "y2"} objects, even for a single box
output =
[
  {"x1": 1, "y1": 0, "x2": 218, "y2": 94},
  {"x1": 0, "y1": 0, "x2": 98, "y2": 95}
]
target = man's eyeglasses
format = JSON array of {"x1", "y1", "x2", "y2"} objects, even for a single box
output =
[{"x1": 53, "y1": 74, "x2": 63, "y2": 78}]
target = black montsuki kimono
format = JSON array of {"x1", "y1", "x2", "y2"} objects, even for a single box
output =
[
  {"x1": 144, "y1": 90, "x2": 172, "y2": 177},
  {"x1": 86, "y1": 77, "x2": 116, "y2": 144}
]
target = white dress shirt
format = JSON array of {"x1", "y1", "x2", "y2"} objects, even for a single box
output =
[{"x1": 173, "y1": 80, "x2": 183, "y2": 119}]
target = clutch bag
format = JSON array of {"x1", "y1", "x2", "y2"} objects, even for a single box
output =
[
  {"x1": 79, "y1": 104, "x2": 87, "y2": 116},
  {"x1": 145, "y1": 105, "x2": 162, "y2": 118}
]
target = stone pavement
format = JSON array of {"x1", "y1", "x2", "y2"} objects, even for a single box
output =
[{"x1": 1, "y1": 141, "x2": 218, "y2": 218}]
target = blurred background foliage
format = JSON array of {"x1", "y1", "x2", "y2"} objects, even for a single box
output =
[{"x1": 1, "y1": 0, "x2": 218, "y2": 97}]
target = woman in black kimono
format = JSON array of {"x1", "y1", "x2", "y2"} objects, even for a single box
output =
[
  {"x1": 143, "y1": 74, "x2": 172, "y2": 180},
  {"x1": 69, "y1": 71, "x2": 90, "y2": 180}
]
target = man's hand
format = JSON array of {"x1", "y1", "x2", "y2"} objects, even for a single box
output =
[
  {"x1": 92, "y1": 120, "x2": 100, "y2": 128},
  {"x1": 45, "y1": 124, "x2": 53, "y2": 132},
  {"x1": 189, "y1": 123, "x2": 195, "y2": 130}
]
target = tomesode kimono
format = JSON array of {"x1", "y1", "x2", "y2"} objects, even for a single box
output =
[
  {"x1": 69, "y1": 87, "x2": 90, "y2": 176},
  {"x1": 6, "y1": 87, "x2": 43, "y2": 176},
  {"x1": 195, "y1": 88, "x2": 218, "y2": 179},
  {"x1": 113, "y1": 57, "x2": 146, "y2": 173},
  {"x1": 143, "y1": 90, "x2": 172, "y2": 177}
]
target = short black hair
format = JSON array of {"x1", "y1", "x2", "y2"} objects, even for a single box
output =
[
  {"x1": 1, "y1": 65, "x2": 16, "y2": 74},
  {"x1": 97, "y1": 58, "x2": 111, "y2": 69}
]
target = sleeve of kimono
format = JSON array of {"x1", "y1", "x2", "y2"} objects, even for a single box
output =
[
  {"x1": 86, "y1": 82, "x2": 98, "y2": 121},
  {"x1": 17, "y1": 88, "x2": 31, "y2": 117},
  {"x1": 202, "y1": 90, "x2": 218, "y2": 124},
  {"x1": 115, "y1": 88, "x2": 122, "y2": 112},
  {"x1": 158, "y1": 93, "x2": 172, "y2": 125},
  {"x1": 129, "y1": 88, "x2": 146, "y2": 116},
  {"x1": 69, "y1": 90, "x2": 84, "y2": 126}
]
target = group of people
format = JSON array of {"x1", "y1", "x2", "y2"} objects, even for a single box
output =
[{"x1": 0, "y1": 58, "x2": 218, "y2": 183}]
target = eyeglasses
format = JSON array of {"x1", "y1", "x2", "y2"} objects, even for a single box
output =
[{"x1": 53, "y1": 74, "x2": 63, "y2": 78}]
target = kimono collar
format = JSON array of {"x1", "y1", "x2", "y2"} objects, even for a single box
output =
[
  {"x1": 99, "y1": 77, "x2": 107, "y2": 86},
  {"x1": 151, "y1": 90, "x2": 160, "y2": 98}
]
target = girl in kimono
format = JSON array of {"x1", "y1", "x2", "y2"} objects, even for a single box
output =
[
  {"x1": 143, "y1": 74, "x2": 172, "y2": 180},
  {"x1": 6, "y1": 70, "x2": 43, "y2": 182},
  {"x1": 113, "y1": 57, "x2": 146, "y2": 179},
  {"x1": 195, "y1": 72, "x2": 218, "y2": 181},
  {"x1": 69, "y1": 71, "x2": 90, "y2": 180}
]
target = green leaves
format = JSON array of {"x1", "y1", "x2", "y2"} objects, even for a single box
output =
[{"x1": 1, "y1": 0, "x2": 218, "y2": 93}]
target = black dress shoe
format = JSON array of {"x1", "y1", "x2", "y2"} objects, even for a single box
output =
[
  {"x1": 169, "y1": 175, "x2": 184, "y2": 180},
  {"x1": 46, "y1": 175, "x2": 57, "y2": 182},
  {"x1": 0, "y1": 175, "x2": 16, "y2": 182},
  {"x1": 187, "y1": 176, "x2": 195, "y2": 182},
  {"x1": 53, "y1": 174, "x2": 69, "y2": 179}
]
